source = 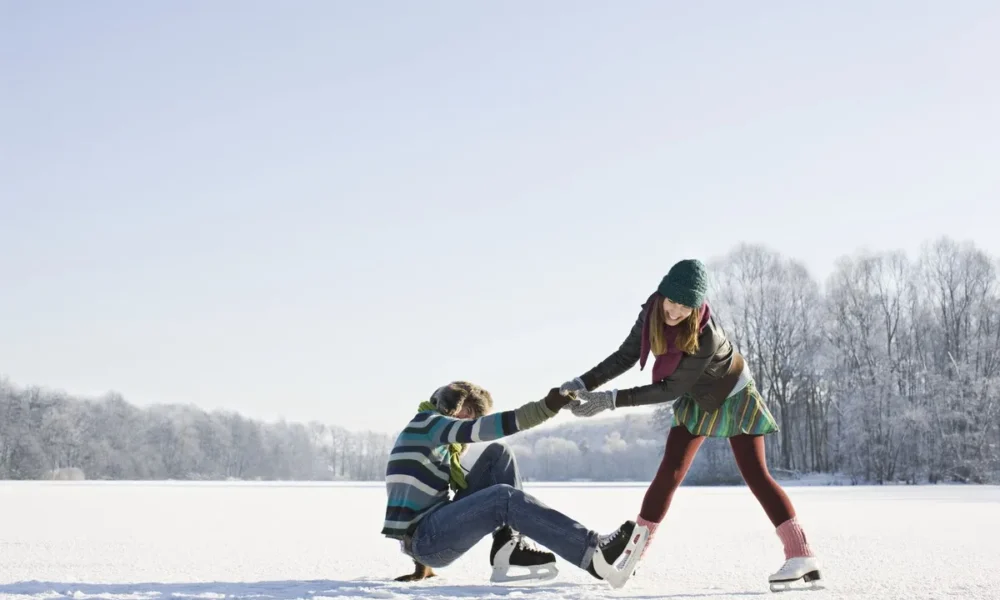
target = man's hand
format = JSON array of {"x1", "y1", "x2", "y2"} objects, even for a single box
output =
[
  {"x1": 395, "y1": 560, "x2": 436, "y2": 581},
  {"x1": 543, "y1": 386, "x2": 573, "y2": 413}
]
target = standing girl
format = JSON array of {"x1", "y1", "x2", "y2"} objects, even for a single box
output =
[{"x1": 562, "y1": 258, "x2": 822, "y2": 592}]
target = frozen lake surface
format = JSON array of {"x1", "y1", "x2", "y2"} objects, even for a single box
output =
[{"x1": 1, "y1": 481, "x2": 997, "y2": 600}]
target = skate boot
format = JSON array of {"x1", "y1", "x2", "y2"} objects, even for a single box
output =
[
  {"x1": 769, "y1": 556, "x2": 822, "y2": 592},
  {"x1": 586, "y1": 520, "x2": 647, "y2": 589},
  {"x1": 489, "y1": 526, "x2": 558, "y2": 583},
  {"x1": 771, "y1": 517, "x2": 822, "y2": 592}
]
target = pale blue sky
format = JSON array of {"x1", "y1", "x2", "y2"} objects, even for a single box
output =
[{"x1": 2, "y1": 1, "x2": 998, "y2": 433}]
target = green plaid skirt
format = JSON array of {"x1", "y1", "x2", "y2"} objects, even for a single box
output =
[{"x1": 672, "y1": 379, "x2": 779, "y2": 437}]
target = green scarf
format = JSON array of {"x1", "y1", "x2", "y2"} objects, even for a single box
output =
[{"x1": 418, "y1": 401, "x2": 468, "y2": 492}]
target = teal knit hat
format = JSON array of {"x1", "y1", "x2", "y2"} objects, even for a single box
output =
[{"x1": 657, "y1": 259, "x2": 709, "y2": 308}]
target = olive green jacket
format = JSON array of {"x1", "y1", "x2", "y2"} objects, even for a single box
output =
[{"x1": 578, "y1": 298, "x2": 745, "y2": 412}]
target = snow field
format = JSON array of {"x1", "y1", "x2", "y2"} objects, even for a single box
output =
[{"x1": 0, "y1": 481, "x2": 998, "y2": 600}]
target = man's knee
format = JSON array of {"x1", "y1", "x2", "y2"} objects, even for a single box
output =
[
  {"x1": 479, "y1": 442, "x2": 514, "y2": 464},
  {"x1": 488, "y1": 482, "x2": 518, "y2": 498}
]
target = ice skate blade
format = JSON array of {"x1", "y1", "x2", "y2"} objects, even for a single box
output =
[
  {"x1": 591, "y1": 524, "x2": 649, "y2": 589},
  {"x1": 490, "y1": 563, "x2": 558, "y2": 584},
  {"x1": 769, "y1": 570, "x2": 823, "y2": 593}
]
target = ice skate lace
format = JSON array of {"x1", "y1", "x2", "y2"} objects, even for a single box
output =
[
  {"x1": 514, "y1": 535, "x2": 546, "y2": 554},
  {"x1": 599, "y1": 526, "x2": 625, "y2": 546}
]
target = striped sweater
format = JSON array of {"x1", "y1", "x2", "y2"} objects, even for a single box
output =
[{"x1": 381, "y1": 397, "x2": 557, "y2": 539}]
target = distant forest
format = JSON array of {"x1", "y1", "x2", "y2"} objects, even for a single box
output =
[{"x1": 2, "y1": 237, "x2": 998, "y2": 484}]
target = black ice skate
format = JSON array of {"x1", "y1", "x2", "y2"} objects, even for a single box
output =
[
  {"x1": 489, "y1": 526, "x2": 558, "y2": 583},
  {"x1": 586, "y1": 520, "x2": 648, "y2": 589}
]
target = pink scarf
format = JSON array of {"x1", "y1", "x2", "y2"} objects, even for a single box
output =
[{"x1": 638, "y1": 294, "x2": 711, "y2": 383}]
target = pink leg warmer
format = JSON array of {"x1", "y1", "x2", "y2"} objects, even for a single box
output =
[
  {"x1": 775, "y1": 517, "x2": 814, "y2": 559},
  {"x1": 636, "y1": 515, "x2": 659, "y2": 559}
]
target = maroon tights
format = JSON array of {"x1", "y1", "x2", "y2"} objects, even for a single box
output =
[{"x1": 639, "y1": 425, "x2": 796, "y2": 527}]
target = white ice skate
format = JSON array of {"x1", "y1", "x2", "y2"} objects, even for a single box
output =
[
  {"x1": 489, "y1": 527, "x2": 558, "y2": 584},
  {"x1": 589, "y1": 521, "x2": 650, "y2": 589},
  {"x1": 769, "y1": 556, "x2": 823, "y2": 592}
]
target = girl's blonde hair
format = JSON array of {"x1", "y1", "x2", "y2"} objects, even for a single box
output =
[{"x1": 648, "y1": 297, "x2": 702, "y2": 356}]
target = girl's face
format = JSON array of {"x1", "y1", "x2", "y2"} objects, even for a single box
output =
[{"x1": 662, "y1": 297, "x2": 694, "y2": 326}]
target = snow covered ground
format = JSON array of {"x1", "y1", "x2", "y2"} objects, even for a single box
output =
[{"x1": 1, "y1": 481, "x2": 997, "y2": 600}]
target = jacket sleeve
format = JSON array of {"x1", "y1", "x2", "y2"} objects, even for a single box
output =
[
  {"x1": 578, "y1": 303, "x2": 647, "y2": 391},
  {"x1": 614, "y1": 326, "x2": 717, "y2": 407}
]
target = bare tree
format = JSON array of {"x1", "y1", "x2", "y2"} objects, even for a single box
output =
[
  {"x1": 824, "y1": 250, "x2": 917, "y2": 482},
  {"x1": 709, "y1": 244, "x2": 824, "y2": 471}
]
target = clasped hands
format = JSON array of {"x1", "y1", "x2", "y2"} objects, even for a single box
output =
[{"x1": 557, "y1": 377, "x2": 616, "y2": 418}]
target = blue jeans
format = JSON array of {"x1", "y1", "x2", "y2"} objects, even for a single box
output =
[{"x1": 408, "y1": 443, "x2": 599, "y2": 570}]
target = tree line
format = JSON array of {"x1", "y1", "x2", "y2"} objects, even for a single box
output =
[
  {"x1": 1, "y1": 236, "x2": 997, "y2": 484},
  {"x1": 0, "y1": 384, "x2": 391, "y2": 480}
]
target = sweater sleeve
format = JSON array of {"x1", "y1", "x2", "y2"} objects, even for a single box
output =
[{"x1": 421, "y1": 399, "x2": 557, "y2": 445}]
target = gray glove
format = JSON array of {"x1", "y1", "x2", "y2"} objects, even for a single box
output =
[
  {"x1": 568, "y1": 389, "x2": 617, "y2": 417},
  {"x1": 559, "y1": 377, "x2": 587, "y2": 396}
]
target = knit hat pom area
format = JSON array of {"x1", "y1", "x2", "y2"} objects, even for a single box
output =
[{"x1": 657, "y1": 259, "x2": 709, "y2": 308}]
